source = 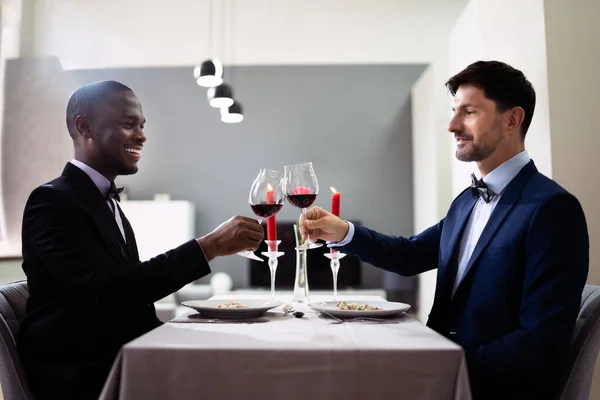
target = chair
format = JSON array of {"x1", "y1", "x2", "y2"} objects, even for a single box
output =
[
  {"x1": 0, "y1": 280, "x2": 35, "y2": 399},
  {"x1": 560, "y1": 284, "x2": 600, "y2": 400}
]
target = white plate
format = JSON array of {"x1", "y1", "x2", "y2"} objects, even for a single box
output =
[
  {"x1": 308, "y1": 300, "x2": 410, "y2": 318},
  {"x1": 181, "y1": 299, "x2": 283, "y2": 319}
]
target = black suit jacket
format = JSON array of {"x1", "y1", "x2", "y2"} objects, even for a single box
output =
[{"x1": 18, "y1": 163, "x2": 211, "y2": 399}]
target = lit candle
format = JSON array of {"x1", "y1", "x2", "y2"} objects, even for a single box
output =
[
  {"x1": 266, "y1": 183, "x2": 277, "y2": 251},
  {"x1": 330, "y1": 186, "x2": 341, "y2": 253}
]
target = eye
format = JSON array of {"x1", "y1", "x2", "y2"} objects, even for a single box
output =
[{"x1": 465, "y1": 110, "x2": 475, "y2": 116}]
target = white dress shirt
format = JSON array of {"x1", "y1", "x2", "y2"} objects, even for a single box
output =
[
  {"x1": 70, "y1": 159, "x2": 127, "y2": 242},
  {"x1": 451, "y1": 150, "x2": 530, "y2": 294},
  {"x1": 331, "y1": 151, "x2": 531, "y2": 294}
]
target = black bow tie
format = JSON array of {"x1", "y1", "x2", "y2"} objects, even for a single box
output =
[
  {"x1": 107, "y1": 182, "x2": 124, "y2": 202},
  {"x1": 470, "y1": 173, "x2": 493, "y2": 203}
]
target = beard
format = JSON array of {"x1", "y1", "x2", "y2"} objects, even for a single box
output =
[
  {"x1": 456, "y1": 139, "x2": 499, "y2": 162},
  {"x1": 455, "y1": 125, "x2": 504, "y2": 162}
]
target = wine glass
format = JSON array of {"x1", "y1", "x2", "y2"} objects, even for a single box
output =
[
  {"x1": 237, "y1": 169, "x2": 284, "y2": 261},
  {"x1": 283, "y1": 162, "x2": 323, "y2": 250}
]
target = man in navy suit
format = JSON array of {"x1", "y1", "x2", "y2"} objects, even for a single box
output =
[{"x1": 301, "y1": 61, "x2": 589, "y2": 399}]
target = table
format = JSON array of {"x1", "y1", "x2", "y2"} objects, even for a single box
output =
[{"x1": 100, "y1": 295, "x2": 471, "y2": 399}]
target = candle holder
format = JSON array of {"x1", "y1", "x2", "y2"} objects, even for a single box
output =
[
  {"x1": 261, "y1": 240, "x2": 284, "y2": 301},
  {"x1": 323, "y1": 251, "x2": 347, "y2": 300}
]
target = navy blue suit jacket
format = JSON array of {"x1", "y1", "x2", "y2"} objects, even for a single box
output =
[{"x1": 340, "y1": 161, "x2": 589, "y2": 399}]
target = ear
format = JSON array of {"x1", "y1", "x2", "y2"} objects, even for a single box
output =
[
  {"x1": 74, "y1": 115, "x2": 93, "y2": 139},
  {"x1": 506, "y1": 107, "x2": 525, "y2": 136}
]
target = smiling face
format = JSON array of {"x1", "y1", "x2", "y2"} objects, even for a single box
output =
[
  {"x1": 448, "y1": 84, "x2": 506, "y2": 163},
  {"x1": 444, "y1": 61, "x2": 534, "y2": 176},
  {"x1": 75, "y1": 89, "x2": 146, "y2": 181}
]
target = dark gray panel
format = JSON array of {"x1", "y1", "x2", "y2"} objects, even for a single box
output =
[{"x1": 3, "y1": 61, "x2": 425, "y2": 290}]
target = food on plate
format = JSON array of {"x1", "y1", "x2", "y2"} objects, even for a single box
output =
[
  {"x1": 216, "y1": 301, "x2": 250, "y2": 309},
  {"x1": 336, "y1": 301, "x2": 383, "y2": 311}
]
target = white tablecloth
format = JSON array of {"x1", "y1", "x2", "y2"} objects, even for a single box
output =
[{"x1": 100, "y1": 294, "x2": 471, "y2": 400}]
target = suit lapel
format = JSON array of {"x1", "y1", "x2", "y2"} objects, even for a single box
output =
[
  {"x1": 444, "y1": 195, "x2": 478, "y2": 266},
  {"x1": 436, "y1": 193, "x2": 477, "y2": 302},
  {"x1": 453, "y1": 161, "x2": 538, "y2": 297},
  {"x1": 62, "y1": 163, "x2": 128, "y2": 262}
]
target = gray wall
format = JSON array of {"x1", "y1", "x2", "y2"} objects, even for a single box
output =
[{"x1": 2, "y1": 59, "x2": 425, "y2": 289}]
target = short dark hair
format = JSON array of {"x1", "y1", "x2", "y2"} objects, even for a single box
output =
[
  {"x1": 66, "y1": 80, "x2": 133, "y2": 138},
  {"x1": 445, "y1": 61, "x2": 536, "y2": 137}
]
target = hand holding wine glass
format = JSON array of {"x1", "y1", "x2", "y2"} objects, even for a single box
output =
[
  {"x1": 197, "y1": 216, "x2": 264, "y2": 261},
  {"x1": 299, "y1": 206, "x2": 350, "y2": 243},
  {"x1": 237, "y1": 169, "x2": 285, "y2": 261}
]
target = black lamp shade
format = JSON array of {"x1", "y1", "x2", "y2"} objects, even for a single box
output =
[
  {"x1": 195, "y1": 59, "x2": 223, "y2": 87},
  {"x1": 228, "y1": 102, "x2": 243, "y2": 115},
  {"x1": 221, "y1": 100, "x2": 244, "y2": 123},
  {"x1": 208, "y1": 83, "x2": 234, "y2": 108}
]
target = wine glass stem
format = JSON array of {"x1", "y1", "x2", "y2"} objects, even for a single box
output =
[
  {"x1": 301, "y1": 208, "x2": 314, "y2": 246},
  {"x1": 257, "y1": 217, "x2": 263, "y2": 225}
]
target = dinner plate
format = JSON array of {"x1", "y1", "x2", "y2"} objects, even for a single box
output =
[
  {"x1": 181, "y1": 299, "x2": 283, "y2": 319},
  {"x1": 308, "y1": 300, "x2": 410, "y2": 318}
]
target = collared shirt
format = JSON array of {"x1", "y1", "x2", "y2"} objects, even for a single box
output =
[
  {"x1": 451, "y1": 150, "x2": 530, "y2": 294},
  {"x1": 70, "y1": 159, "x2": 127, "y2": 242}
]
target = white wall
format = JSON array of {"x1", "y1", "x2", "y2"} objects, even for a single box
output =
[
  {"x1": 544, "y1": 0, "x2": 600, "y2": 397},
  {"x1": 544, "y1": 0, "x2": 600, "y2": 285},
  {"x1": 21, "y1": 0, "x2": 468, "y2": 69},
  {"x1": 447, "y1": 0, "x2": 552, "y2": 195},
  {"x1": 411, "y1": 60, "x2": 453, "y2": 322}
]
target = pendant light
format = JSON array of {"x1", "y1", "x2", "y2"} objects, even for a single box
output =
[
  {"x1": 193, "y1": 0, "x2": 223, "y2": 87},
  {"x1": 207, "y1": 83, "x2": 234, "y2": 108},
  {"x1": 221, "y1": 101, "x2": 244, "y2": 123},
  {"x1": 194, "y1": 59, "x2": 223, "y2": 87},
  {"x1": 219, "y1": 0, "x2": 244, "y2": 123}
]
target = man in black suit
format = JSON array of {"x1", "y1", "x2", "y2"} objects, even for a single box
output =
[{"x1": 18, "y1": 81, "x2": 264, "y2": 399}]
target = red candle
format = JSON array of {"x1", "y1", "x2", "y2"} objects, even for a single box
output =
[
  {"x1": 331, "y1": 187, "x2": 341, "y2": 217},
  {"x1": 266, "y1": 187, "x2": 277, "y2": 251},
  {"x1": 330, "y1": 187, "x2": 341, "y2": 253}
]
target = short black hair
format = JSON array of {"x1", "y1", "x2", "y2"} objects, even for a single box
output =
[
  {"x1": 446, "y1": 61, "x2": 536, "y2": 137},
  {"x1": 66, "y1": 80, "x2": 133, "y2": 138}
]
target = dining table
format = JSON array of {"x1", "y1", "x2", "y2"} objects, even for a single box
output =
[{"x1": 99, "y1": 293, "x2": 472, "y2": 400}]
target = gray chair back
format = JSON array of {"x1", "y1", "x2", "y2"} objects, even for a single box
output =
[
  {"x1": 0, "y1": 280, "x2": 35, "y2": 400},
  {"x1": 560, "y1": 284, "x2": 600, "y2": 400}
]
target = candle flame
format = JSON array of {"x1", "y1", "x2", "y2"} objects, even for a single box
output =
[
  {"x1": 267, "y1": 183, "x2": 273, "y2": 191},
  {"x1": 330, "y1": 186, "x2": 338, "y2": 194}
]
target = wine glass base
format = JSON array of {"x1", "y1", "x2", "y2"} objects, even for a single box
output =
[
  {"x1": 236, "y1": 251, "x2": 264, "y2": 262},
  {"x1": 295, "y1": 242, "x2": 323, "y2": 251},
  {"x1": 324, "y1": 252, "x2": 347, "y2": 261}
]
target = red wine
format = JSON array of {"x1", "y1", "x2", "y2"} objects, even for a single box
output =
[
  {"x1": 287, "y1": 194, "x2": 317, "y2": 209},
  {"x1": 251, "y1": 204, "x2": 283, "y2": 218}
]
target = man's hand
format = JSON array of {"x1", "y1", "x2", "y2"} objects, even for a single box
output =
[
  {"x1": 197, "y1": 216, "x2": 264, "y2": 261},
  {"x1": 300, "y1": 207, "x2": 349, "y2": 243}
]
